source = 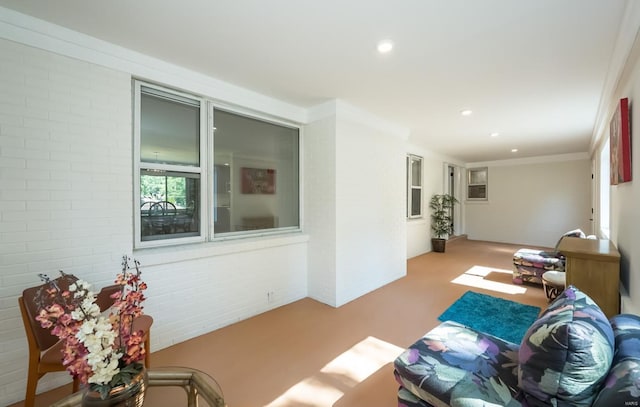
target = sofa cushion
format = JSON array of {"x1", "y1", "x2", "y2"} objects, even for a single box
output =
[
  {"x1": 592, "y1": 314, "x2": 640, "y2": 406},
  {"x1": 518, "y1": 285, "x2": 614, "y2": 407},
  {"x1": 394, "y1": 321, "x2": 522, "y2": 407}
]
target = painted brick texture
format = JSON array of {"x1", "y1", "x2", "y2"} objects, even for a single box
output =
[
  {"x1": 0, "y1": 40, "x2": 308, "y2": 406},
  {"x1": 0, "y1": 38, "x2": 134, "y2": 404}
]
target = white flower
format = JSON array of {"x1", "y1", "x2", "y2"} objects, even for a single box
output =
[
  {"x1": 78, "y1": 280, "x2": 91, "y2": 290},
  {"x1": 81, "y1": 299, "x2": 100, "y2": 318},
  {"x1": 74, "y1": 307, "x2": 123, "y2": 386},
  {"x1": 71, "y1": 309, "x2": 84, "y2": 321},
  {"x1": 88, "y1": 361, "x2": 120, "y2": 385}
]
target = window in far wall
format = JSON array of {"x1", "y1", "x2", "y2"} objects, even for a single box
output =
[
  {"x1": 407, "y1": 155, "x2": 423, "y2": 218},
  {"x1": 467, "y1": 167, "x2": 488, "y2": 200},
  {"x1": 600, "y1": 138, "x2": 610, "y2": 238}
]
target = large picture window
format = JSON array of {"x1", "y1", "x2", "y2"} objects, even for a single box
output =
[
  {"x1": 134, "y1": 81, "x2": 300, "y2": 247},
  {"x1": 212, "y1": 109, "x2": 299, "y2": 236}
]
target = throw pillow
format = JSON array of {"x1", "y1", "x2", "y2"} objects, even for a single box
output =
[
  {"x1": 518, "y1": 285, "x2": 614, "y2": 407},
  {"x1": 553, "y1": 228, "x2": 586, "y2": 252}
]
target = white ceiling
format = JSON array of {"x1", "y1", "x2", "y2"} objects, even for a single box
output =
[{"x1": 0, "y1": 0, "x2": 631, "y2": 162}]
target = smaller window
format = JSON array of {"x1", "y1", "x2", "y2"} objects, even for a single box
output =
[
  {"x1": 467, "y1": 167, "x2": 488, "y2": 200},
  {"x1": 407, "y1": 155, "x2": 423, "y2": 218},
  {"x1": 135, "y1": 83, "x2": 205, "y2": 248}
]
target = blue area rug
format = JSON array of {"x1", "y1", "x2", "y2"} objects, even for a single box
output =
[{"x1": 438, "y1": 291, "x2": 541, "y2": 344}]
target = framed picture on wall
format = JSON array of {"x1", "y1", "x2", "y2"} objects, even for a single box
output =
[
  {"x1": 241, "y1": 167, "x2": 276, "y2": 194},
  {"x1": 610, "y1": 97, "x2": 631, "y2": 185}
]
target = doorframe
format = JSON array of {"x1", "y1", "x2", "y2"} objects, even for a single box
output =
[{"x1": 443, "y1": 163, "x2": 463, "y2": 236}]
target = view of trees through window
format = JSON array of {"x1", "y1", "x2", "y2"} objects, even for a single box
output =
[{"x1": 141, "y1": 174, "x2": 188, "y2": 207}]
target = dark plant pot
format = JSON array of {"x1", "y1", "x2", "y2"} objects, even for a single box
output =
[{"x1": 432, "y1": 238, "x2": 446, "y2": 253}]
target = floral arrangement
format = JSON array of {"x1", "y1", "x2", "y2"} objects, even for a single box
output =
[{"x1": 36, "y1": 256, "x2": 148, "y2": 399}]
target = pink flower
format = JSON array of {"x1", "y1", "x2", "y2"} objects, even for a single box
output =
[{"x1": 35, "y1": 256, "x2": 148, "y2": 394}]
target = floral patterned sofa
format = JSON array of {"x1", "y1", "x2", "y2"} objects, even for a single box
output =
[
  {"x1": 393, "y1": 286, "x2": 640, "y2": 407},
  {"x1": 512, "y1": 229, "x2": 588, "y2": 285}
]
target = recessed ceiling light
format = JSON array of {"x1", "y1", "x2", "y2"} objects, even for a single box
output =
[
  {"x1": 460, "y1": 109, "x2": 473, "y2": 116},
  {"x1": 490, "y1": 132, "x2": 500, "y2": 137},
  {"x1": 377, "y1": 40, "x2": 394, "y2": 54},
  {"x1": 511, "y1": 148, "x2": 518, "y2": 153}
]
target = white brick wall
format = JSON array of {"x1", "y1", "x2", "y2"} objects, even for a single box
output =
[
  {"x1": 335, "y1": 115, "x2": 407, "y2": 306},
  {"x1": 0, "y1": 38, "x2": 134, "y2": 403},
  {"x1": 304, "y1": 116, "x2": 338, "y2": 306},
  {"x1": 0, "y1": 39, "x2": 308, "y2": 406},
  {"x1": 305, "y1": 102, "x2": 408, "y2": 307}
]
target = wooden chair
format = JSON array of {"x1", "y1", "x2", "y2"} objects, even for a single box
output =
[{"x1": 18, "y1": 274, "x2": 153, "y2": 407}]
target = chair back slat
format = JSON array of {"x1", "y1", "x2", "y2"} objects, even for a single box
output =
[
  {"x1": 96, "y1": 284, "x2": 119, "y2": 312},
  {"x1": 21, "y1": 274, "x2": 78, "y2": 351}
]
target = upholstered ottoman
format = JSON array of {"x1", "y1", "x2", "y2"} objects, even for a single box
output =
[{"x1": 512, "y1": 248, "x2": 564, "y2": 285}]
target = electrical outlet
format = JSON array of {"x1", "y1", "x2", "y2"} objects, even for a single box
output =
[{"x1": 267, "y1": 291, "x2": 275, "y2": 304}]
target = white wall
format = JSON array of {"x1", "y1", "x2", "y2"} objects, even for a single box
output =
[
  {"x1": 605, "y1": 17, "x2": 640, "y2": 314},
  {"x1": 465, "y1": 156, "x2": 592, "y2": 247},
  {"x1": 334, "y1": 109, "x2": 407, "y2": 306},
  {"x1": 305, "y1": 101, "x2": 409, "y2": 307},
  {"x1": 405, "y1": 145, "x2": 463, "y2": 258},
  {"x1": 0, "y1": 23, "x2": 414, "y2": 403},
  {"x1": 304, "y1": 116, "x2": 338, "y2": 305},
  {"x1": 0, "y1": 38, "x2": 310, "y2": 405}
]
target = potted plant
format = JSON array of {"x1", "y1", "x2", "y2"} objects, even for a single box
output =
[
  {"x1": 36, "y1": 256, "x2": 150, "y2": 403},
  {"x1": 429, "y1": 193, "x2": 458, "y2": 253}
]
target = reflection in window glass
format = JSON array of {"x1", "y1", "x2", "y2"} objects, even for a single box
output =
[
  {"x1": 411, "y1": 189, "x2": 421, "y2": 216},
  {"x1": 213, "y1": 109, "x2": 299, "y2": 234},
  {"x1": 411, "y1": 159, "x2": 421, "y2": 186},
  {"x1": 140, "y1": 89, "x2": 200, "y2": 166}
]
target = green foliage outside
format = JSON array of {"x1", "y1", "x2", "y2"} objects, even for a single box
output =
[{"x1": 140, "y1": 175, "x2": 187, "y2": 207}]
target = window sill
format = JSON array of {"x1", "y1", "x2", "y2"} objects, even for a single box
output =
[
  {"x1": 407, "y1": 217, "x2": 428, "y2": 224},
  {"x1": 134, "y1": 231, "x2": 309, "y2": 267}
]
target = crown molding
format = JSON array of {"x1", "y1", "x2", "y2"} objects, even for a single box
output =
[
  {"x1": 466, "y1": 152, "x2": 589, "y2": 168},
  {"x1": 590, "y1": 0, "x2": 640, "y2": 153}
]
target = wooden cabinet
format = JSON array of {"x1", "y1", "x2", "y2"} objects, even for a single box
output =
[{"x1": 557, "y1": 237, "x2": 620, "y2": 318}]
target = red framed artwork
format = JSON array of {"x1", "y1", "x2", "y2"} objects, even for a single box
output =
[
  {"x1": 610, "y1": 97, "x2": 631, "y2": 185},
  {"x1": 241, "y1": 167, "x2": 276, "y2": 194}
]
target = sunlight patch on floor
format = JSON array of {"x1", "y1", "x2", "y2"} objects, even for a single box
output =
[
  {"x1": 451, "y1": 265, "x2": 527, "y2": 295},
  {"x1": 266, "y1": 336, "x2": 403, "y2": 407}
]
